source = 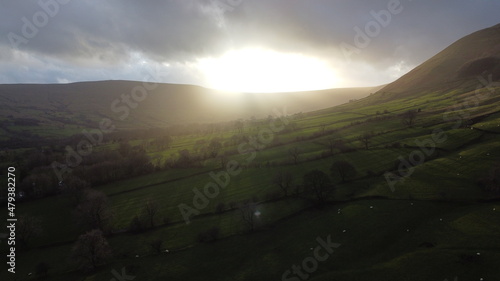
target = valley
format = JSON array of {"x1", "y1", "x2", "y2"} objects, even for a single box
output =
[{"x1": 0, "y1": 21, "x2": 499, "y2": 281}]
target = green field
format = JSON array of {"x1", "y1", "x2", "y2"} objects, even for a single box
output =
[{"x1": 1, "y1": 76, "x2": 499, "y2": 281}]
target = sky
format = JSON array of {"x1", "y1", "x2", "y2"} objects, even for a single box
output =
[{"x1": 0, "y1": 0, "x2": 499, "y2": 92}]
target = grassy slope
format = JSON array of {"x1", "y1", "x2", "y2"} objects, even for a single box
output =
[
  {"x1": 2, "y1": 80, "x2": 499, "y2": 280},
  {"x1": 1, "y1": 24, "x2": 500, "y2": 278},
  {"x1": 0, "y1": 82, "x2": 380, "y2": 142}
]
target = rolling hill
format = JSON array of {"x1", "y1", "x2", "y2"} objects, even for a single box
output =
[
  {"x1": 370, "y1": 23, "x2": 500, "y2": 102},
  {"x1": 0, "y1": 24, "x2": 499, "y2": 281},
  {"x1": 0, "y1": 81, "x2": 382, "y2": 140}
]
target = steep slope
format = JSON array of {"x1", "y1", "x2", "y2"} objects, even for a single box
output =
[{"x1": 375, "y1": 23, "x2": 500, "y2": 100}]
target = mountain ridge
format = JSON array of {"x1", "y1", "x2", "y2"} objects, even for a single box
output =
[{"x1": 373, "y1": 23, "x2": 500, "y2": 100}]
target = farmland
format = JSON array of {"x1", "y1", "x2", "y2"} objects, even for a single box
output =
[{"x1": 1, "y1": 74, "x2": 499, "y2": 280}]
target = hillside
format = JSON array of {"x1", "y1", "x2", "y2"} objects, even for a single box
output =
[
  {"x1": 371, "y1": 23, "x2": 500, "y2": 101},
  {"x1": 0, "y1": 81, "x2": 381, "y2": 141},
  {"x1": 1, "y1": 25, "x2": 500, "y2": 281}
]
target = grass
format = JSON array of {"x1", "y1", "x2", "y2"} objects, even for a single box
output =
[{"x1": 1, "y1": 83, "x2": 500, "y2": 281}]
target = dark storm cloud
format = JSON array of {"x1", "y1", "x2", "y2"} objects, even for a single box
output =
[
  {"x1": 223, "y1": 0, "x2": 499, "y2": 66},
  {"x1": 0, "y1": 0, "x2": 227, "y2": 64},
  {"x1": 0, "y1": 0, "x2": 498, "y2": 84}
]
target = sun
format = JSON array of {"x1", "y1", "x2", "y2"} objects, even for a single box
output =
[{"x1": 197, "y1": 48, "x2": 339, "y2": 93}]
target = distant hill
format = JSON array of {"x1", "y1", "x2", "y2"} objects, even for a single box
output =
[
  {"x1": 7, "y1": 23, "x2": 499, "y2": 139},
  {"x1": 0, "y1": 81, "x2": 382, "y2": 138},
  {"x1": 372, "y1": 23, "x2": 500, "y2": 101}
]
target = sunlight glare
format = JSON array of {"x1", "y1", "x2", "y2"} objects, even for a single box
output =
[{"x1": 197, "y1": 48, "x2": 339, "y2": 93}]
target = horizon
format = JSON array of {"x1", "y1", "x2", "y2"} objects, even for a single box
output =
[
  {"x1": 0, "y1": 78, "x2": 387, "y2": 93},
  {"x1": 1, "y1": 1, "x2": 498, "y2": 92},
  {"x1": 1, "y1": 2, "x2": 500, "y2": 280}
]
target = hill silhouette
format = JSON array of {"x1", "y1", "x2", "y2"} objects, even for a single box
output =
[{"x1": 0, "y1": 81, "x2": 381, "y2": 135}]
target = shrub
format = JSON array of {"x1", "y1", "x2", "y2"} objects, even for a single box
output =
[
  {"x1": 149, "y1": 239, "x2": 163, "y2": 254},
  {"x1": 129, "y1": 215, "x2": 146, "y2": 233},
  {"x1": 35, "y1": 261, "x2": 50, "y2": 278},
  {"x1": 198, "y1": 227, "x2": 220, "y2": 243},
  {"x1": 215, "y1": 202, "x2": 226, "y2": 213},
  {"x1": 266, "y1": 191, "x2": 282, "y2": 201}
]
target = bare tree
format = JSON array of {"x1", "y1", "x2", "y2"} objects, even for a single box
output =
[
  {"x1": 141, "y1": 139, "x2": 150, "y2": 151},
  {"x1": 239, "y1": 201, "x2": 258, "y2": 232},
  {"x1": 320, "y1": 123, "x2": 327, "y2": 134},
  {"x1": 35, "y1": 261, "x2": 50, "y2": 278},
  {"x1": 17, "y1": 215, "x2": 42, "y2": 247},
  {"x1": 401, "y1": 109, "x2": 418, "y2": 128},
  {"x1": 303, "y1": 169, "x2": 333, "y2": 205},
  {"x1": 148, "y1": 239, "x2": 163, "y2": 254},
  {"x1": 71, "y1": 229, "x2": 112, "y2": 271},
  {"x1": 142, "y1": 199, "x2": 160, "y2": 228},
  {"x1": 60, "y1": 175, "x2": 90, "y2": 206},
  {"x1": 219, "y1": 153, "x2": 228, "y2": 169},
  {"x1": 176, "y1": 149, "x2": 192, "y2": 167},
  {"x1": 478, "y1": 165, "x2": 500, "y2": 194},
  {"x1": 152, "y1": 155, "x2": 164, "y2": 169},
  {"x1": 235, "y1": 120, "x2": 244, "y2": 133},
  {"x1": 151, "y1": 135, "x2": 172, "y2": 151},
  {"x1": 289, "y1": 147, "x2": 301, "y2": 165},
  {"x1": 118, "y1": 141, "x2": 132, "y2": 157},
  {"x1": 215, "y1": 202, "x2": 226, "y2": 213},
  {"x1": 289, "y1": 121, "x2": 299, "y2": 131},
  {"x1": 198, "y1": 226, "x2": 221, "y2": 243},
  {"x1": 129, "y1": 215, "x2": 146, "y2": 233},
  {"x1": 74, "y1": 190, "x2": 113, "y2": 232},
  {"x1": 325, "y1": 138, "x2": 336, "y2": 155},
  {"x1": 273, "y1": 170, "x2": 294, "y2": 197},
  {"x1": 325, "y1": 138, "x2": 345, "y2": 155},
  {"x1": 22, "y1": 173, "x2": 57, "y2": 198},
  {"x1": 330, "y1": 160, "x2": 357, "y2": 183},
  {"x1": 358, "y1": 132, "x2": 374, "y2": 150},
  {"x1": 207, "y1": 139, "x2": 222, "y2": 158}
]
